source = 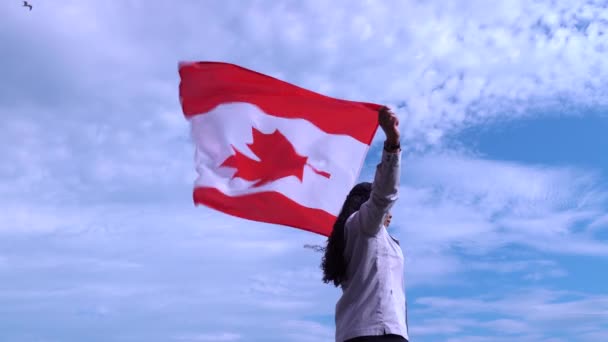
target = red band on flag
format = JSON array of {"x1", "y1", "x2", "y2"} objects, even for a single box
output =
[
  {"x1": 194, "y1": 187, "x2": 336, "y2": 236},
  {"x1": 179, "y1": 61, "x2": 382, "y2": 145}
]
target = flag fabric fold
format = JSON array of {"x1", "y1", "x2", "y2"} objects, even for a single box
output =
[{"x1": 178, "y1": 61, "x2": 383, "y2": 236}]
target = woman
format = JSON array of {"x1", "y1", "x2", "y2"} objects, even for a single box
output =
[{"x1": 322, "y1": 107, "x2": 408, "y2": 342}]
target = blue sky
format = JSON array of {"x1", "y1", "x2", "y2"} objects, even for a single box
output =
[{"x1": 1, "y1": 1, "x2": 607, "y2": 341}]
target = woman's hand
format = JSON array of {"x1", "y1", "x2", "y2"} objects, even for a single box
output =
[{"x1": 379, "y1": 107, "x2": 400, "y2": 145}]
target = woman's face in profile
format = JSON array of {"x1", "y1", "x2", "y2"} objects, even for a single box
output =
[{"x1": 384, "y1": 212, "x2": 393, "y2": 228}]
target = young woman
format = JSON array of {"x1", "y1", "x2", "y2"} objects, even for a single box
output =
[{"x1": 322, "y1": 107, "x2": 408, "y2": 342}]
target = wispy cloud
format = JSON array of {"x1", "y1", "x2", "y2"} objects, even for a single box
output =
[
  {"x1": 2, "y1": 1, "x2": 608, "y2": 146},
  {"x1": 396, "y1": 152, "x2": 608, "y2": 255},
  {"x1": 413, "y1": 289, "x2": 608, "y2": 341}
]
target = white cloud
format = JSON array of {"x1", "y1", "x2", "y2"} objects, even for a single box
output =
[
  {"x1": 2, "y1": 0, "x2": 608, "y2": 146},
  {"x1": 413, "y1": 289, "x2": 608, "y2": 341},
  {"x1": 283, "y1": 320, "x2": 334, "y2": 342},
  {"x1": 394, "y1": 152, "x2": 608, "y2": 256}
]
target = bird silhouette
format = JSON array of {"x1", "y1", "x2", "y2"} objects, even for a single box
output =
[{"x1": 23, "y1": 1, "x2": 33, "y2": 11}]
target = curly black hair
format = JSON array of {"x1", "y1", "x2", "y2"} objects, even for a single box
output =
[{"x1": 321, "y1": 182, "x2": 372, "y2": 287}]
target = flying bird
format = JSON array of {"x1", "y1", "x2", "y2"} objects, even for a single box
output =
[{"x1": 23, "y1": 1, "x2": 32, "y2": 11}]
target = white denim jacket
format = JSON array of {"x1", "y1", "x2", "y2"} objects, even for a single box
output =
[{"x1": 335, "y1": 149, "x2": 408, "y2": 342}]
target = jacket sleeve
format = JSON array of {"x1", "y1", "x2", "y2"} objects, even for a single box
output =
[{"x1": 347, "y1": 149, "x2": 401, "y2": 236}]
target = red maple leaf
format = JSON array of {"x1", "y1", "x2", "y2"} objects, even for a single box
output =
[{"x1": 220, "y1": 128, "x2": 331, "y2": 187}]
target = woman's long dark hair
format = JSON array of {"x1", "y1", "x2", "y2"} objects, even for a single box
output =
[{"x1": 321, "y1": 182, "x2": 372, "y2": 287}]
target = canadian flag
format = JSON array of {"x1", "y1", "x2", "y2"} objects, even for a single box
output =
[{"x1": 178, "y1": 62, "x2": 383, "y2": 236}]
